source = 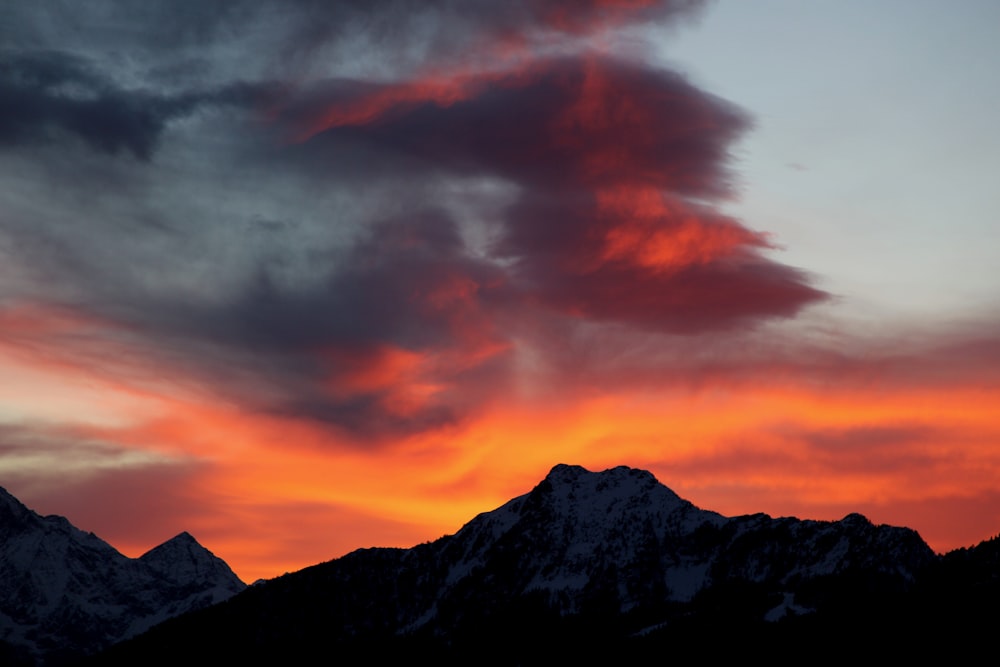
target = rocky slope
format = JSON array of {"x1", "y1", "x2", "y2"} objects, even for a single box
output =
[
  {"x1": 0, "y1": 487, "x2": 245, "y2": 665},
  {"x1": 98, "y1": 464, "x2": 942, "y2": 663}
]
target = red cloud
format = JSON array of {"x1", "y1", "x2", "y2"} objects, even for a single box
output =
[{"x1": 287, "y1": 55, "x2": 825, "y2": 334}]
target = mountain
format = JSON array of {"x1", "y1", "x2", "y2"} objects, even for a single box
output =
[
  {"x1": 0, "y1": 486, "x2": 245, "y2": 666},
  {"x1": 97, "y1": 464, "x2": 960, "y2": 664}
]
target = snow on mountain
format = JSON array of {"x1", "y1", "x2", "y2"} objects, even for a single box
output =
[
  {"x1": 428, "y1": 463, "x2": 933, "y2": 620},
  {"x1": 436, "y1": 464, "x2": 729, "y2": 612},
  {"x1": 139, "y1": 530, "x2": 245, "y2": 603},
  {"x1": 0, "y1": 486, "x2": 245, "y2": 664},
  {"x1": 91, "y1": 463, "x2": 963, "y2": 665},
  {"x1": 93, "y1": 463, "x2": 942, "y2": 665}
]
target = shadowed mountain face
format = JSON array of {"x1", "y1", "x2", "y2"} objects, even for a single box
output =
[
  {"x1": 0, "y1": 487, "x2": 245, "y2": 666},
  {"x1": 97, "y1": 464, "x2": 954, "y2": 664}
]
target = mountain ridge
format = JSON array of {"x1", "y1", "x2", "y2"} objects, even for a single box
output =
[
  {"x1": 0, "y1": 485, "x2": 245, "y2": 665},
  {"x1": 97, "y1": 463, "x2": 959, "y2": 664}
]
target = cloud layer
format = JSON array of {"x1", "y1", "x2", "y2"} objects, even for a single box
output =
[
  {"x1": 1, "y1": 0, "x2": 827, "y2": 441},
  {"x1": 2, "y1": 0, "x2": 998, "y2": 581}
]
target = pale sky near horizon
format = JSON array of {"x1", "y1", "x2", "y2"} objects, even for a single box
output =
[{"x1": 660, "y1": 0, "x2": 1000, "y2": 322}]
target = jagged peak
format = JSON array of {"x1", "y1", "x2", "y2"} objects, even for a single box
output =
[
  {"x1": 0, "y1": 488, "x2": 247, "y2": 662},
  {"x1": 545, "y1": 463, "x2": 588, "y2": 479},
  {"x1": 139, "y1": 531, "x2": 210, "y2": 561},
  {"x1": 166, "y1": 531, "x2": 198, "y2": 544},
  {"x1": 840, "y1": 512, "x2": 873, "y2": 526},
  {"x1": 139, "y1": 531, "x2": 246, "y2": 588},
  {"x1": 0, "y1": 485, "x2": 31, "y2": 514},
  {"x1": 525, "y1": 463, "x2": 690, "y2": 524},
  {"x1": 541, "y1": 464, "x2": 671, "y2": 501},
  {"x1": 545, "y1": 463, "x2": 659, "y2": 486}
]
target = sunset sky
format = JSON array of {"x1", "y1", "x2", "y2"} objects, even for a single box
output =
[{"x1": 2, "y1": 0, "x2": 999, "y2": 583}]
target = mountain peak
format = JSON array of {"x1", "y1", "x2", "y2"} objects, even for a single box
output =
[
  {"x1": 841, "y1": 512, "x2": 872, "y2": 526},
  {"x1": 0, "y1": 485, "x2": 31, "y2": 517},
  {"x1": 140, "y1": 532, "x2": 244, "y2": 588},
  {"x1": 165, "y1": 531, "x2": 198, "y2": 545},
  {"x1": 94, "y1": 463, "x2": 950, "y2": 664},
  {"x1": 0, "y1": 487, "x2": 246, "y2": 663},
  {"x1": 140, "y1": 532, "x2": 205, "y2": 561},
  {"x1": 544, "y1": 463, "x2": 661, "y2": 488},
  {"x1": 538, "y1": 464, "x2": 674, "y2": 508},
  {"x1": 545, "y1": 462, "x2": 588, "y2": 479}
]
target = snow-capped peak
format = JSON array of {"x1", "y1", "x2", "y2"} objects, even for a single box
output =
[{"x1": 0, "y1": 488, "x2": 245, "y2": 663}]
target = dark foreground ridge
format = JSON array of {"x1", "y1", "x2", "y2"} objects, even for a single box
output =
[{"x1": 93, "y1": 464, "x2": 1000, "y2": 664}]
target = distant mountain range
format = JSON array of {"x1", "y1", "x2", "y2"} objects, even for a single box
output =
[
  {"x1": 91, "y1": 464, "x2": 1000, "y2": 663},
  {"x1": 0, "y1": 486, "x2": 244, "y2": 666},
  {"x1": 4, "y1": 465, "x2": 998, "y2": 664}
]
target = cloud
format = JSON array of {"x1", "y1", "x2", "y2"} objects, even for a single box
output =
[
  {"x1": 291, "y1": 56, "x2": 744, "y2": 191},
  {"x1": 0, "y1": 50, "x2": 270, "y2": 160},
  {"x1": 0, "y1": 421, "x2": 205, "y2": 546},
  {"x1": 287, "y1": 55, "x2": 827, "y2": 333},
  {"x1": 0, "y1": 208, "x2": 515, "y2": 441},
  {"x1": 5, "y1": 0, "x2": 1000, "y2": 584},
  {"x1": 0, "y1": 31, "x2": 831, "y2": 441},
  {"x1": 2, "y1": 1, "x2": 708, "y2": 87},
  {"x1": 1, "y1": 59, "x2": 827, "y2": 444},
  {"x1": 0, "y1": 0, "x2": 886, "y2": 540}
]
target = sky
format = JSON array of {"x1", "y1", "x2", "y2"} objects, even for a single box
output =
[{"x1": 1, "y1": 0, "x2": 998, "y2": 583}]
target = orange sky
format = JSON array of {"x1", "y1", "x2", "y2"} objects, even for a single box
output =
[
  {"x1": 2, "y1": 0, "x2": 999, "y2": 585},
  {"x1": 3, "y1": 306, "x2": 999, "y2": 583}
]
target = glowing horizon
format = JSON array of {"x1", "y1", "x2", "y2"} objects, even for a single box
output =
[{"x1": 2, "y1": 0, "x2": 998, "y2": 583}]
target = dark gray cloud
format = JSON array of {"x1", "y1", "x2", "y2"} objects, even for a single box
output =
[
  {"x1": 0, "y1": 0, "x2": 827, "y2": 442},
  {"x1": 0, "y1": 50, "x2": 276, "y2": 159},
  {"x1": 2, "y1": 1, "x2": 708, "y2": 84},
  {"x1": 154, "y1": 212, "x2": 514, "y2": 439},
  {"x1": 284, "y1": 56, "x2": 826, "y2": 332}
]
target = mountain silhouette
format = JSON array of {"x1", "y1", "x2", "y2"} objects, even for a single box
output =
[
  {"x1": 96, "y1": 464, "x2": 995, "y2": 664},
  {"x1": 0, "y1": 486, "x2": 244, "y2": 665}
]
